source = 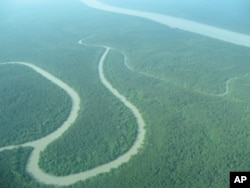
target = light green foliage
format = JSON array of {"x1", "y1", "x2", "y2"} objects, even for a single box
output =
[{"x1": 85, "y1": 29, "x2": 250, "y2": 188}]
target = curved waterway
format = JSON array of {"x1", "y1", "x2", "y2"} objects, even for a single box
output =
[
  {"x1": 0, "y1": 44, "x2": 146, "y2": 186},
  {"x1": 80, "y1": 0, "x2": 250, "y2": 48},
  {"x1": 1, "y1": 0, "x2": 250, "y2": 186}
]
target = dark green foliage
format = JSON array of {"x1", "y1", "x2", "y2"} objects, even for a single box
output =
[
  {"x1": 0, "y1": 65, "x2": 71, "y2": 147},
  {"x1": 0, "y1": 148, "x2": 53, "y2": 188}
]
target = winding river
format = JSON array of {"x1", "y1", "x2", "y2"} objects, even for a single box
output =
[
  {"x1": 0, "y1": 45, "x2": 146, "y2": 186},
  {"x1": 1, "y1": 0, "x2": 250, "y2": 186}
]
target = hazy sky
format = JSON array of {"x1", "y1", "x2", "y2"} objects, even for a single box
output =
[{"x1": 1, "y1": 0, "x2": 250, "y2": 34}]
